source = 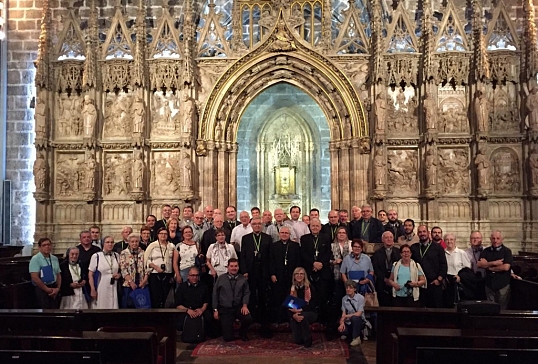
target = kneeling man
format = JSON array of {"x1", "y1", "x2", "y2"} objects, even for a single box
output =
[{"x1": 175, "y1": 267, "x2": 212, "y2": 338}]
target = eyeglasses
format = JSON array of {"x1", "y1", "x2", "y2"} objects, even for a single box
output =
[
  {"x1": 188, "y1": 274, "x2": 199, "y2": 277},
  {"x1": 158, "y1": 232, "x2": 168, "y2": 235}
]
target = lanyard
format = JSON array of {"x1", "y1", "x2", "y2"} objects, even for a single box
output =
[
  {"x1": 103, "y1": 253, "x2": 115, "y2": 274},
  {"x1": 361, "y1": 221, "x2": 370, "y2": 237},
  {"x1": 313, "y1": 235, "x2": 319, "y2": 258},
  {"x1": 420, "y1": 243, "x2": 431, "y2": 258},
  {"x1": 69, "y1": 264, "x2": 81, "y2": 281},
  {"x1": 253, "y1": 234, "x2": 261, "y2": 252},
  {"x1": 159, "y1": 243, "x2": 168, "y2": 261},
  {"x1": 284, "y1": 242, "x2": 290, "y2": 265},
  {"x1": 331, "y1": 226, "x2": 338, "y2": 240},
  {"x1": 45, "y1": 256, "x2": 52, "y2": 267}
]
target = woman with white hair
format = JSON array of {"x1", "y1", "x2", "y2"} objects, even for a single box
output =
[
  {"x1": 120, "y1": 233, "x2": 148, "y2": 308},
  {"x1": 59, "y1": 246, "x2": 89, "y2": 309}
]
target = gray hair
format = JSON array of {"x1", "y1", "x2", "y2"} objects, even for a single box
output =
[{"x1": 65, "y1": 246, "x2": 79, "y2": 258}]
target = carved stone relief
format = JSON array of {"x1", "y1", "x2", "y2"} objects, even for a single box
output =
[
  {"x1": 374, "y1": 148, "x2": 386, "y2": 188},
  {"x1": 57, "y1": 94, "x2": 83, "y2": 138},
  {"x1": 491, "y1": 147, "x2": 520, "y2": 194},
  {"x1": 474, "y1": 90, "x2": 490, "y2": 133},
  {"x1": 33, "y1": 151, "x2": 47, "y2": 192},
  {"x1": 490, "y1": 85, "x2": 518, "y2": 132},
  {"x1": 529, "y1": 147, "x2": 538, "y2": 194},
  {"x1": 103, "y1": 152, "x2": 132, "y2": 198},
  {"x1": 388, "y1": 149, "x2": 418, "y2": 196},
  {"x1": 475, "y1": 144, "x2": 491, "y2": 192},
  {"x1": 150, "y1": 91, "x2": 180, "y2": 139},
  {"x1": 55, "y1": 153, "x2": 85, "y2": 198},
  {"x1": 438, "y1": 148, "x2": 470, "y2": 195},
  {"x1": 151, "y1": 151, "x2": 182, "y2": 197},
  {"x1": 386, "y1": 87, "x2": 418, "y2": 134},
  {"x1": 438, "y1": 86, "x2": 468, "y2": 133},
  {"x1": 104, "y1": 91, "x2": 132, "y2": 138}
]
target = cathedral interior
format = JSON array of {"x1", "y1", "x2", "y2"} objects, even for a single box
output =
[{"x1": 0, "y1": 0, "x2": 537, "y2": 253}]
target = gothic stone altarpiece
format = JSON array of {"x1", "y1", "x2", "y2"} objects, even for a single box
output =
[{"x1": 32, "y1": 0, "x2": 538, "y2": 252}]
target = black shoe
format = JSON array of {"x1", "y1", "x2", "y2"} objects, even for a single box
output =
[
  {"x1": 241, "y1": 333, "x2": 249, "y2": 341},
  {"x1": 304, "y1": 338, "x2": 312, "y2": 348}
]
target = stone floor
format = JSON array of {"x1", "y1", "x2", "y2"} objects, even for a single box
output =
[{"x1": 176, "y1": 337, "x2": 376, "y2": 364}]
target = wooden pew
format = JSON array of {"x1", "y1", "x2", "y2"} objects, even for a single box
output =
[
  {"x1": 367, "y1": 307, "x2": 538, "y2": 364},
  {"x1": 416, "y1": 347, "x2": 538, "y2": 364},
  {"x1": 0, "y1": 309, "x2": 180, "y2": 364},
  {"x1": 0, "y1": 350, "x2": 101, "y2": 364}
]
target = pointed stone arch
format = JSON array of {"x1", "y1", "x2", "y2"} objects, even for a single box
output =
[{"x1": 195, "y1": 11, "x2": 369, "y2": 211}]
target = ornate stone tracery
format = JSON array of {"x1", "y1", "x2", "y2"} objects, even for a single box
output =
[{"x1": 30, "y1": 0, "x2": 538, "y2": 252}]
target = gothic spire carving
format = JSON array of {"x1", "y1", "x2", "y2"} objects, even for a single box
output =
[
  {"x1": 385, "y1": 1, "x2": 419, "y2": 53},
  {"x1": 523, "y1": 0, "x2": 538, "y2": 81},
  {"x1": 197, "y1": 0, "x2": 231, "y2": 57},
  {"x1": 333, "y1": 0, "x2": 370, "y2": 55},
  {"x1": 182, "y1": 0, "x2": 196, "y2": 86},
  {"x1": 83, "y1": 0, "x2": 98, "y2": 89},
  {"x1": 320, "y1": 0, "x2": 333, "y2": 52},
  {"x1": 370, "y1": 0, "x2": 383, "y2": 83},
  {"x1": 485, "y1": 0, "x2": 519, "y2": 51},
  {"x1": 230, "y1": 0, "x2": 248, "y2": 54},
  {"x1": 35, "y1": 0, "x2": 51, "y2": 89},
  {"x1": 434, "y1": 0, "x2": 470, "y2": 52},
  {"x1": 150, "y1": 1, "x2": 181, "y2": 59},
  {"x1": 54, "y1": 1, "x2": 85, "y2": 61},
  {"x1": 420, "y1": 0, "x2": 434, "y2": 82},
  {"x1": 472, "y1": 0, "x2": 489, "y2": 83},
  {"x1": 131, "y1": 0, "x2": 147, "y2": 88},
  {"x1": 102, "y1": 1, "x2": 133, "y2": 60}
]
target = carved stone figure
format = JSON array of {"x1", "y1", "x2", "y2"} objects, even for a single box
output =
[
  {"x1": 374, "y1": 93, "x2": 387, "y2": 133},
  {"x1": 35, "y1": 97, "x2": 46, "y2": 138},
  {"x1": 179, "y1": 152, "x2": 192, "y2": 191},
  {"x1": 374, "y1": 149, "x2": 386, "y2": 187},
  {"x1": 438, "y1": 149, "x2": 469, "y2": 195},
  {"x1": 151, "y1": 91, "x2": 180, "y2": 138},
  {"x1": 529, "y1": 148, "x2": 538, "y2": 188},
  {"x1": 84, "y1": 153, "x2": 97, "y2": 191},
  {"x1": 474, "y1": 90, "x2": 489, "y2": 132},
  {"x1": 33, "y1": 151, "x2": 47, "y2": 191},
  {"x1": 180, "y1": 91, "x2": 196, "y2": 136},
  {"x1": 258, "y1": 10, "x2": 276, "y2": 35},
  {"x1": 475, "y1": 146, "x2": 490, "y2": 190},
  {"x1": 132, "y1": 95, "x2": 145, "y2": 134},
  {"x1": 215, "y1": 120, "x2": 223, "y2": 140},
  {"x1": 524, "y1": 84, "x2": 538, "y2": 131},
  {"x1": 56, "y1": 154, "x2": 84, "y2": 197},
  {"x1": 388, "y1": 150, "x2": 418, "y2": 196},
  {"x1": 490, "y1": 148, "x2": 520, "y2": 193},
  {"x1": 103, "y1": 154, "x2": 132, "y2": 196},
  {"x1": 132, "y1": 151, "x2": 144, "y2": 191},
  {"x1": 425, "y1": 148, "x2": 437, "y2": 187},
  {"x1": 82, "y1": 94, "x2": 97, "y2": 138},
  {"x1": 423, "y1": 93, "x2": 437, "y2": 130}
]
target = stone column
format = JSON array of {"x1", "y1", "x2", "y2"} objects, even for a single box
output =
[
  {"x1": 329, "y1": 142, "x2": 339, "y2": 208},
  {"x1": 340, "y1": 142, "x2": 351, "y2": 210},
  {"x1": 228, "y1": 143, "x2": 238, "y2": 207},
  {"x1": 217, "y1": 144, "x2": 227, "y2": 209},
  {"x1": 350, "y1": 139, "x2": 362, "y2": 205}
]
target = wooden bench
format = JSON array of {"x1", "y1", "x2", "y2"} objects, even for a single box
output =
[
  {"x1": 0, "y1": 309, "x2": 180, "y2": 364},
  {"x1": 0, "y1": 350, "x2": 101, "y2": 364},
  {"x1": 416, "y1": 347, "x2": 538, "y2": 364}
]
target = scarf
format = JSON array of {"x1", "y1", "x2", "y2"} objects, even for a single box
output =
[
  {"x1": 290, "y1": 284, "x2": 312, "y2": 303},
  {"x1": 392, "y1": 259, "x2": 424, "y2": 301},
  {"x1": 211, "y1": 242, "x2": 230, "y2": 268}
]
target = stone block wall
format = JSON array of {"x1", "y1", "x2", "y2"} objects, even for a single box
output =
[{"x1": 5, "y1": 0, "x2": 42, "y2": 246}]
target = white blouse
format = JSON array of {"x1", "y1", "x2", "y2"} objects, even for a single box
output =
[{"x1": 445, "y1": 247, "x2": 471, "y2": 276}]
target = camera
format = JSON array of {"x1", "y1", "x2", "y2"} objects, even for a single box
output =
[
  {"x1": 404, "y1": 281, "x2": 413, "y2": 289},
  {"x1": 110, "y1": 277, "x2": 116, "y2": 285},
  {"x1": 160, "y1": 264, "x2": 166, "y2": 271}
]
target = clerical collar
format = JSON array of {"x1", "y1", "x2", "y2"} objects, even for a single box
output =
[
  {"x1": 385, "y1": 247, "x2": 392, "y2": 252},
  {"x1": 282, "y1": 240, "x2": 289, "y2": 244}
]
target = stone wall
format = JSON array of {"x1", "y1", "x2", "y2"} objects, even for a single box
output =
[{"x1": 5, "y1": 0, "x2": 42, "y2": 246}]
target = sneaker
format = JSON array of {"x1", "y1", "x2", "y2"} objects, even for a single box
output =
[
  {"x1": 350, "y1": 337, "x2": 361, "y2": 346},
  {"x1": 340, "y1": 335, "x2": 347, "y2": 340}
]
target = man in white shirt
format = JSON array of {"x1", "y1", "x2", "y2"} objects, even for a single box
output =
[
  {"x1": 230, "y1": 211, "x2": 253, "y2": 252},
  {"x1": 284, "y1": 205, "x2": 310, "y2": 242}
]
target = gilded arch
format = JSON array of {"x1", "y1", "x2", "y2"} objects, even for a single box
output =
[{"x1": 197, "y1": 11, "x2": 368, "y2": 147}]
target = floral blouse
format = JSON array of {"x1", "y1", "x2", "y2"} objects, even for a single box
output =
[{"x1": 120, "y1": 248, "x2": 146, "y2": 287}]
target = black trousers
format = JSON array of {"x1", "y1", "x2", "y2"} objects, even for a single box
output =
[
  {"x1": 218, "y1": 307, "x2": 253, "y2": 341},
  {"x1": 148, "y1": 273, "x2": 173, "y2": 308},
  {"x1": 419, "y1": 284, "x2": 443, "y2": 308},
  {"x1": 35, "y1": 283, "x2": 60, "y2": 309},
  {"x1": 271, "y1": 278, "x2": 290, "y2": 324},
  {"x1": 310, "y1": 277, "x2": 330, "y2": 323},
  {"x1": 176, "y1": 310, "x2": 212, "y2": 331},
  {"x1": 288, "y1": 311, "x2": 317, "y2": 345},
  {"x1": 247, "y1": 271, "x2": 269, "y2": 325}
]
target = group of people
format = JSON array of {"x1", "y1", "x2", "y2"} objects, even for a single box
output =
[{"x1": 29, "y1": 203, "x2": 515, "y2": 347}]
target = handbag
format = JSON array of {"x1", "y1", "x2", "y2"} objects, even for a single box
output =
[
  {"x1": 194, "y1": 243, "x2": 207, "y2": 274},
  {"x1": 128, "y1": 287, "x2": 151, "y2": 309},
  {"x1": 363, "y1": 281, "x2": 379, "y2": 307}
]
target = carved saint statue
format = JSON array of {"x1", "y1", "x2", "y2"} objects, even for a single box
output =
[
  {"x1": 374, "y1": 93, "x2": 387, "y2": 133},
  {"x1": 180, "y1": 91, "x2": 196, "y2": 136},
  {"x1": 374, "y1": 149, "x2": 386, "y2": 187},
  {"x1": 215, "y1": 120, "x2": 223, "y2": 140},
  {"x1": 132, "y1": 151, "x2": 144, "y2": 191},
  {"x1": 84, "y1": 153, "x2": 97, "y2": 191},
  {"x1": 529, "y1": 148, "x2": 538, "y2": 188},
  {"x1": 132, "y1": 95, "x2": 145, "y2": 134},
  {"x1": 523, "y1": 83, "x2": 538, "y2": 131},
  {"x1": 474, "y1": 90, "x2": 489, "y2": 132},
  {"x1": 35, "y1": 97, "x2": 46, "y2": 138},
  {"x1": 33, "y1": 151, "x2": 47, "y2": 191},
  {"x1": 425, "y1": 148, "x2": 437, "y2": 187},
  {"x1": 474, "y1": 146, "x2": 490, "y2": 190},
  {"x1": 82, "y1": 94, "x2": 97, "y2": 138},
  {"x1": 179, "y1": 152, "x2": 192, "y2": 190},
  {"x1": 423, "y1": 93, "x2": 437, "y2": 130}
]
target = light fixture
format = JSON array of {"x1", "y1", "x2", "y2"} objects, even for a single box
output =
[{"x1": 0, "y1": 1, "x2": 5, "y2": 40}]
